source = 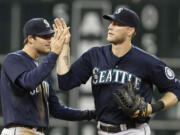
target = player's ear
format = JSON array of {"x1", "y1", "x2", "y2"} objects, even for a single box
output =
[
  {"x1": 128, "y1": 27, "x2": 135, "y2": 38},
  {"x1": 27, "y1": 35, "x2": 34, "y2": 44}
]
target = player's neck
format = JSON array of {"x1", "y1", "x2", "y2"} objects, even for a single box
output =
[
  {"x1": 111, "y1": 42, "x2": 132, "y2": 57},
  {"x1": 22, "y1": 44, "x2": 39, "y2": 59}
]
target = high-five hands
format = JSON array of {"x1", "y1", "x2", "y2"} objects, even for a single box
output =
[
  {"x1": 61, "y1": 18, "x2": 71, "y2": 44},
  {"x1": 50, "y1": 18, "x2": 70, "y2": 55}
]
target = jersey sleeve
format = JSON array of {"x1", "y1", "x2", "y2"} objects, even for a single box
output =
[
  {"x1": 58, "y1": 50, "x2": 92, "y2": 90},
  {"x1": 3, "y1": 52, "x2": 58, "y2": 91},
  {"x1": 48, "y1": 84, "x2": 93, "y2": 121},
  {"x1": 151, "y1": 63, "x2": 176, "y2": 91},
  {"x1": 16, "y1": 52, "x2": 58, "y2": 90},
  {"x1": 148, "y1": 59, "x2": 180, "y2": 100},
  {"x1": 2, "y1": 54, "x2": 29, "y2": 83}
]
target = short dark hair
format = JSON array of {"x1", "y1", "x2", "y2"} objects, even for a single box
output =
[{"x1": 23, "y1": 35, "x2": 36, "y2": 45}]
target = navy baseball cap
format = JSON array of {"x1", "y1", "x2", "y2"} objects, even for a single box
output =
[
  {"x1": 103, "y1": 8, "x2": 140, "y2": 31},
  {"x1": 23, "y1": 18, "x2": 54, "y2": 38}
]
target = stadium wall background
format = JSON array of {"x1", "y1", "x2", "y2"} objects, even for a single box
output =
[{"x1": 0, "y1": 0, "x2": 180, "y2": 135}]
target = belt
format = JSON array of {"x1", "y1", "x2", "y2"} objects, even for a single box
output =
[
  {"x1": 99, "y1": 122, "x2": 135, "y2": 133},
  {"x1": 5, "y1": 124, "x2": 46, "y2": 133}
]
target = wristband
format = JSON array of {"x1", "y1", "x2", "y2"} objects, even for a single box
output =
[{"x1": 151, "y1": 100, "x2": 165, "y2": 113}]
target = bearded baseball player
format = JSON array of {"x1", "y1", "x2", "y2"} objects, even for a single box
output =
[
  {"x1": 0, "y1": 18, "x2": 95, "y2": 135},
  {"x1": 57, "y1": 8, "x2": 180, "y2": 135}
]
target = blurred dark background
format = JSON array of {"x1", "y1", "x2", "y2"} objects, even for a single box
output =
[{"x1": 0, "y1": 0, "x2": 180, "y2": 135}]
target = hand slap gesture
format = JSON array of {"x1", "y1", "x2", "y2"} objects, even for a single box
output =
[
  {"x1": 61, "y1": 18, "x2": 71, "y2": 44},
  {"x1": 50, "y1": 18, "x2": 70, "y2": 55}
]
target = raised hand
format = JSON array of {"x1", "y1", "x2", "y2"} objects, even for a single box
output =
[
  {"x1": 61, "y1": 18, "x2": 71, "y2": 45},
  {"x1": 50, "y1": 18, "x2": 70, "y2": 55}
]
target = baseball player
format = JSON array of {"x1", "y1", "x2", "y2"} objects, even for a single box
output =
[
  {"x1": 0, "y1": 18, "x2": 95, "y2": 135},
  {"x1": 56, "y1": 8, "x2": 180, "y2": 135}
]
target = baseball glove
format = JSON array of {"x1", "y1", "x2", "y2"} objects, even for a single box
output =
[{"x1": 113, "y1": 82, "x2": 148, "y2": 123}]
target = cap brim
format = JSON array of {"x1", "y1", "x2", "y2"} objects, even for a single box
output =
[
  {"x1": 103, "y1": 15, "x2": 117, "y2": 21},
  {"x1": 103, "y1": 14, "x2": 131, "y2": 27},
  {"x1": 36, "y1": 29, "x2": 55, "y2": 36}
]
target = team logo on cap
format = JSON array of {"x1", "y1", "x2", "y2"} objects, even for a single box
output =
[
  {"x1": 165, "y1": 67, "x2": 175, "y2": 80},
  {"x1": 43, "y1": 19, "x2": 50, "y2": 28},
  {"x1": 115, "y1": 8, "x2": 124, "y2": 14}
]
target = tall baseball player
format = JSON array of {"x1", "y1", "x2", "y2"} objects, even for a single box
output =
[
  {"x1": 57, "y1": 7, "x2": 180, "y2": 135},
  {"x1": 0, "y1": 18, "x2": 95, "y2": 135}
]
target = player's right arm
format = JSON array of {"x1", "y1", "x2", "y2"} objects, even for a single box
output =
[
  {"x1": 57, "y1": 46, "x2": 93, "y2": 90},
  {"x1": 3, "y1": 53, "x2": 58, "y2": 91},
  {"x1": 56, "y1": 18, "x2": 71, "y2": 75},
  {"x1": 15, "y1": 19, "x2": 69, "y2": 90},
  {"x1": 3, "y1": 18, "x2": 69, "y2": 91},
  {"x1": 56, "y1": 19, "x2": 93, "y2": 90}
]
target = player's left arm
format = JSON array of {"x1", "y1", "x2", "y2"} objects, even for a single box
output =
[
  {"x1": 146, "y1": 59, "x2": 180, "y2": 116},
  {"x1": 113, "y1": 82, "x2": 179, "y2": 123},
  {"x1": 146, "y1": 91, "x2": 178, "y2": 116},
  {"x1": 48, "y1": 83, "x2": 96, "y2": 121}
]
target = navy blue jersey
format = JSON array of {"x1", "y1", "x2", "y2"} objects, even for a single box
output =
[
  {"x1": 1, "y1": 50, "x2": 91, "y2": 128},
  {"x1": 58, "y1": 44, "x2": 180, "y2": 125}
]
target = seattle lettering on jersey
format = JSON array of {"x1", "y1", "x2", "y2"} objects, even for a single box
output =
[
  {"x1": 30, "y1": 81, "x2": 50, "y2": 98},
  {"x1": 92, "y1": 67, "x2": 141, "y2": 90}
]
